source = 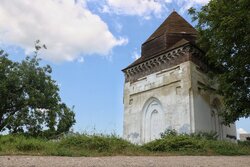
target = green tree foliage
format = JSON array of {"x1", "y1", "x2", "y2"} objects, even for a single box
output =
[
  {"x1": 0, "y1": 42, "x2": 75, "y2": 138},
  {"x1": 189, "y1": 0, "x2": 250, "y2": 124}
]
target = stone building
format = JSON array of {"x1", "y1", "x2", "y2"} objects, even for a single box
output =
[
  {"x1": 239, "y1": 133, "x2": 250, "y2": 141},
  {"x1": 122, "y1": 11, "x2": 236, "y2": 144}
]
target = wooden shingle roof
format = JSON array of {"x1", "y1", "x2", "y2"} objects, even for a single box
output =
[
  {"x1": 145, "y1": 11, "x2": 197, "y2": 43},
  {"x1": 123, "y1": 11, "x2": 199, "y2": 71}
]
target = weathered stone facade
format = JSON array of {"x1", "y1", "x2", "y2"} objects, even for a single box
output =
[{"x1": 122, "y1": 11, "x2": 236, "y2": 144}]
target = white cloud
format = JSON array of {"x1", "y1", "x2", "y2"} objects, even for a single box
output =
[
  {"x1": 103, "y1": 0, "x2": 209, "y2": 18},
  {"x1": 0, "y1": 0, "x2": 128, "y2": 62},
  {"x1": 103, "y1": 0, "x2": 170, "y2": 19},
  {"x1": 192, "y1": 0, "x2": 209, "y2": 4},
  {"x1": 176, "y1": 0, "x2": 210, "y2": 14},
  {"x1": 237, "y1": 128, "x2": 248, "y2": 139},
  {"x1": 238, "y1": 128, "x2": 248, "y2": 134}
]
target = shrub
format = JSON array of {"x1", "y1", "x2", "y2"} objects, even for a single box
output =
[
  {"x1": 190, "y1": 132, "x2": 218, "y2": 140},
  {"x1": 160, "y1": 129, "x2": 178, "y2": 138},
  {"x1": 143, "y1": 135, "x2": 205, "y2": 152}
]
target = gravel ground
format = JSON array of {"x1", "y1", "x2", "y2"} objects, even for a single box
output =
[{"x1": 0, "y1": 156, "x2": 250, "y2": 167}]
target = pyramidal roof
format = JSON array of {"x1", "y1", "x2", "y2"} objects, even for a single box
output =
[
  {"x1": 123, "y1": 11, "x2": 199, "y2": 70},
  {"x1": 145, "y1": 11, "x2": 197, "y2": 43}
]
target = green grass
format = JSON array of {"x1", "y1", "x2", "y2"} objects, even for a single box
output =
[
  {"x1": 143, "y1": 134, "x2": 250, "y2": 155},
  {"x1": 0, "y1": 134, "x2": 145, "y2": 156},
  {"x1": 0, "y1": 133, "x2": 250, "y2": 156}
]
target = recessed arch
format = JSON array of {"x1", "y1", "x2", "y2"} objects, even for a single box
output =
[
  {"x1": 141, "y1": 97, "x2": 165, "y2": 143},
  {"x1": 211, "y1": 98, "x2": 223, "y2": 139}
]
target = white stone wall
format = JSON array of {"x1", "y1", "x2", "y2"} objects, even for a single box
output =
[
  {"x1": 123, "y1": 62, "x2": 193, "y2": 144},
  {"x1": 123, "y1": 61, "x2": 237, "y2": 144},
  {"x1": 190, "y1": 62, "x2": 236, "y2": 141}
]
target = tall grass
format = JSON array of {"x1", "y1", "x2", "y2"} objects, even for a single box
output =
[
  {"x1": 0, "y1": 134, "x2": 143, "y2": 156},
  {"x1": 143, "y1": 131, "x2": 250, "y2": 155},
  {"x1": 0, "y1": 135, "x2": 55, "y2": 155},
  {"x1": 0, "y1": 133, "x2": 250, "y2": 156}
]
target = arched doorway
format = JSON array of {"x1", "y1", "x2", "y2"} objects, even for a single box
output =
[{"x1": 142, "y1": 97, "x2": 165, "y2": 143}]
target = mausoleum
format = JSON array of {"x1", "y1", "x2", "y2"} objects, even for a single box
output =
[{"x1": 122, "y1": 11, "x2": 236, "y2": 144}]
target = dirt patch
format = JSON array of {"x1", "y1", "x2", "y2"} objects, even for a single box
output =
[{"x1": 0, "y1": 156, "x2": 250, "y2": 167}]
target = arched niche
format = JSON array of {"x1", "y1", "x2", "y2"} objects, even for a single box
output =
[
  {"x1": 141, "y1": 97, "x2": 165, "y2": 143},
  {"x1": 211, "y1": 98, "x2": 223, "y2": 139}
]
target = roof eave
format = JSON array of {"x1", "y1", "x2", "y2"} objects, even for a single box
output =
[{"x1": 122, "y1": 42, "x2": 204, "y2": 72}]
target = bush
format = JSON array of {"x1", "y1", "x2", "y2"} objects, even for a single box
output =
[
  {"x1": 143, "y1": 132, "x2": 250, "y2": 155},
  {"x1": 160, "y1": 129, "x2": 178, "y2": 138},
  {"x1": 190, "y1": 132, "x2": 218, "y2": 140},
  {"x1": 143, "y1": 135, "x2": 205, "y2": 152}
]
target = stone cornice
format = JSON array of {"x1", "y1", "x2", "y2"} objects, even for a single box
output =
[{"x1": 124, "y1": 44, "x2": 207, "y2": 83}]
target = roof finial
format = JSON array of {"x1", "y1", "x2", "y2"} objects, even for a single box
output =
[{"x1": 173, "y1": 8, "x2": 175, "y2": 12}]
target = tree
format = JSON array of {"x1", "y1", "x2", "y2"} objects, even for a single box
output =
[
  {"x1": 0, "y1": 42, "x2": 75, "y2": 137},
  {"x1": 189, "y1": 0, "x2": 250, "y2": 124}
]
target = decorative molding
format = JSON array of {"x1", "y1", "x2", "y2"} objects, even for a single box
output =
[
  {"x1": 156, "y1": 66, "x2": 180, "y2": 76},
  {"x1": 130, "y1": 80, "x2": 181, "y2": 97},
  {"x1": 124, "y1": 44, "x2": 207, "y2": 83}
]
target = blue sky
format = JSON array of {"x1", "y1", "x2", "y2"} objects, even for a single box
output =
[{"x1": 0, "y1": 0, "x2": 249, "y2": 136}]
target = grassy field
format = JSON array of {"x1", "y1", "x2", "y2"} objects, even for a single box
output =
[{"x1": 0, "y1": 133, "x2": 250, "y2": 156}]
